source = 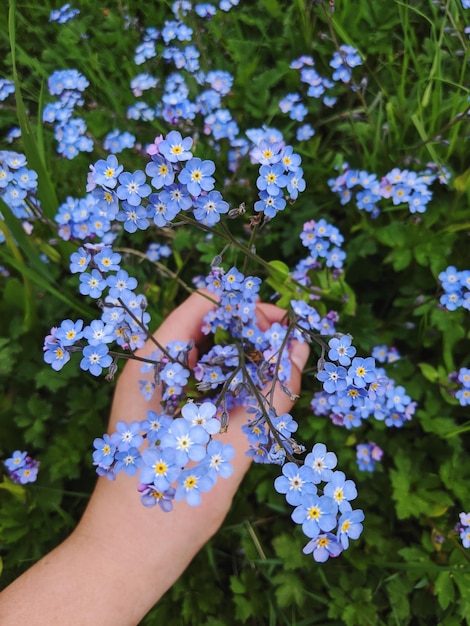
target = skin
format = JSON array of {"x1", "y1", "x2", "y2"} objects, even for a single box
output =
[{"x1": 0, "y1": 291, "x2": 309, "y2": 626}]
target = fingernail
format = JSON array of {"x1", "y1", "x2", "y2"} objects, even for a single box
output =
[{"x1": 290, "y1": 341, "x2": 310, "y2": 372}]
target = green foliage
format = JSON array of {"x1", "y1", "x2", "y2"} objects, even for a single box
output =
[{"x1": 1, "y1": 0, "x2": 470, "y2": 624}]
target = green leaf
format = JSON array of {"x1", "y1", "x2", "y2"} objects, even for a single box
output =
[
  {"x1": 0, "y1": 210, "x2": 37, "y2": 329},
  {"x1": 434, "y1": 571, "x2": 455, "y2": 610},
  {"x1": 453, "y1": 169, "x2": 470, "y2": 192},
  {"x1": 272, "y1": 533, "x2": 305, "y2": 570},
  {"x1": 375, "y1": 221, "x2": 408, "y2": 248},
  {"x1": 0, "y1": 200, "x2": 55, "y2": 284},
  {"x1": 230, "y1": 575, "x2": 246, "y2": 595},
  {"x1": 34, "y1": 368, "x2": 72, "y2": 393},
  {"x1": 386, "y1": 576, "x2": 411, "y2": 621},
  {"x1": 267, "y1": 259, "x2": 290, "y2": 282},
  {"x1": 330, "y1": 275, "x2": 357, "y2": 315},
  {"x1": 418, "y1": 362, "x2": 439, "y2": 383},
  {"x1": 214, "y1": 326, "x2": 231, "y2": 346},
  {"x1": 0, "y1": 477, "x2": 26, "y2": 499},
  {"x1": 342, "y1": 587, "x2": 377, "y2": 626},
  {"x1": 411, "y1": 113, "x2": 443, "y2": 168},
  {"x1": 0, "y1": 338, "x2": 22, "y2": 377},
  {"x1": 391, "y1": 247, "x2": 412, "y2": 271},
  {"x1": 397, "y1": 546, "x2": 432, "y2": 566},
  {"x1": 260, "y1": 0, "x2": 282, "y2": 17},
  {"x1": 273, "y1": 571, "x2": 305, "y2": 608},
  {"x1": 0, "y1": 240, "x2": 94, "y2": 319},
  {"x1": 266, "y1": 259, "x2": 297, "y2": 306}
]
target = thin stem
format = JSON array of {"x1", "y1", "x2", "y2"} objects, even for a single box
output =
[
  {"x1": 175, "y1": 212, "x2": 313, "y2": 298},
  {"x1": 242, "y1": 220, "x2": 260, "y2": 276},
  {"x1": 238, "y1": 345, "x2": 299, "y2": 464},
  {"x1": 116, "y1": 296, "x2": 174, "y2": 361},
  {"x1": 321, "y1": 3, "x2": 371, "y2": 121},
  {"x1": 114, "y1": 246, "x2": 205, "y2": 300},
  {"x1": 67, "y1": 345, "x2": 158, "y2": 366},
  {"x1": 267, "y1": 319, "x2": 298, "y2": 410}
]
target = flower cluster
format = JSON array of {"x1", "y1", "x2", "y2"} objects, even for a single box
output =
[
  {"x1": 5, "y1": 127, "x2": 21, "y2": 144},
  {"x1": 453, "y1": 367, "x2": 470, "y2": 406},
  {"x1": 329, "y1": 163, "x2": 449, "y2": 216},
  {"x1": 43, "y1": 128, "x2": 308, "y2": 398},
  {"x1": 115, "y1": 4, "x2": 316, "y2": 181},
  {"x1": 253, "y1": 141, "x2": 306, "y2": 218},
  {"x1": 43, "y1": 236, "x2": 368, "y2": 561},
  {"x1": 330, "y1": 45, "x2": 363, "y2": 83},
  {"x1": 290, "y1": 299, "x2": 337, "y2": 338},
  {"x1": 3, "y1": 450, "x2": 39, "y2": 484},
  {"x1": 438, "y1": 265, "x2": 470, "y2": 311},
  {"x1": 128, "y1": 15, "x2": 240, "y2": 148},
  {"x1": 371, "y1": 344, "x2": 401, "y2": 364},
  {"x1": 84, "y1": 130, "x2": 305, "y2": 236},
  {"x1": 0, "y1": 78, "x2": 15, "y2": 102},
  {"x1": 356, "y1": 441, "x2": 383, "y2": 472},
  {"x1": 93, "y1": 401, "x2": 234, "y2": 509},
  {"x1": 141, "y1": 266, "x2": 300, "y2": 420},
  {"x1": 103, "y1": 130, "x2": 136, "y2": 155},
  {"x1": 49, "y1": 3, "x2": 80, "y2": 23},
  {"x1": 279, "y1": 48, "x2": 362, "y2": 141},
  {"x1": 28, "y1": 26, "x2": 373, "y2": 551},
  {"x1": 297, "y1": 218, "x2": 346, "y2": 274},
  {"x1": 43, "y1": 69, "x2": 92, "y2": 159},
  {"x1": 289, "y1": 54, "x2": 335, "y2": 102},
  {"x1": 311, "y1": 336, "x2": 416, "y2": 429},
  {"x1": 275, "y1": 443, "x2": 364, "y2": 562},
  {"x1": 43, "y1": 243, "x2": 149, "y2": 373},
  {"x1": 0, "y1": 151, "x2": 39, "y2": 224},
  {"x1": 54, "y1": 193, "x2": 115, "y2": 243},
  {"x1": 241, "y1": 406, "x2": 305, "y2": 466},
  {"x1": 168, "y1": 0, "x2": 239, "y2": 19},
  {"x1": 457, "y1": 512, "x2": 470, "y2": 548},
  {"x1": 281, "y1": 218, "x2": 345, "y2": 333},
  {"x1": 146, "y1": 242, "x2": 172, "y2": 262}
]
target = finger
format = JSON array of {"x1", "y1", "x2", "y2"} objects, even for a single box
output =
[
  {"x1": 255, "y1": 302, "x2": 288, "y2": 331},
  {"x1": 205, "y1": 336, "x2": 310, "y2": 518},
  {"x1": 110, "y1": 290, "x2": 216, "y2": 424},
  {"x1": 272, "y1": 338, "x2": 310, "y2": 413},
  {"x1": 139, "y1": 289, "x2": 217, "y2": 359}
]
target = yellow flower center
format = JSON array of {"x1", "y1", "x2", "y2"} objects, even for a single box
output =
[
  {"x1": 307, "y1": 506, "x2": 320, "y2": 520},
  {"x1": 154, "y1": 462, "x2": 167, "y2": 475},
  {"x1": 341, "y1": 520, "x2": 351, "y2": 532}
]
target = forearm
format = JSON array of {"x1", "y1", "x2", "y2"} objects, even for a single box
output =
[
  {"x1": 0, "y1": 529, "x2": 156, "y2": 626},
  {"x1": 0, "y1": 483, "x2": 229, "y2": 626},
  {"x1": 0, "y1": 418, "x2": 252, "y2": 626}
]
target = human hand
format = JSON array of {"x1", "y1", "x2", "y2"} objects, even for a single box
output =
[{"x1": 0, "y1": 290, "x2": 309, "y2": 626}]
